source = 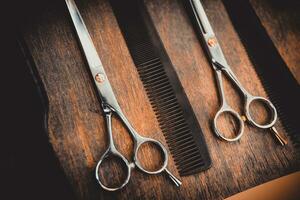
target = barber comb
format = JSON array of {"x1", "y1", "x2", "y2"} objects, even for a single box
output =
[{"x1": 110, "y1": 0, "x2": 211, "y2": 176}]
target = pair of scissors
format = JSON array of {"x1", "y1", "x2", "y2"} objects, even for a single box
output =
[
  {"x1": 188, "y1": 0, "x2": 287, "y2": 145},
  {"x1": 65, "y1": 0, "x2": 181, "y2": 191}
]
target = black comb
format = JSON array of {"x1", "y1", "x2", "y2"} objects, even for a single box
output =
[{"x1": 109, "y1": 0, "x2": 211, "y2": 175}]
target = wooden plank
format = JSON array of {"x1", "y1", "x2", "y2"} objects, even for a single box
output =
[
  {"x1": 22, "y1": 0, "x2": 181, "y2": 199},
  {"x1": 251, "y1": 0, "x2": 300, "y2": 84},
  {"x1": 21, "y1": 0, "x2": 300, "y2": 199},
  {"x1": 145, "y1": 0, "x2": 299, "y2": 198}
]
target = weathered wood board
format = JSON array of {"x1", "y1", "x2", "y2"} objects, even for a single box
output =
[
  {"x1": 251, "y1": 0, "x2": 300, "y2": 84},
  {"x1": 21, "y1": 0, "x2": 299, "y2": 199}
]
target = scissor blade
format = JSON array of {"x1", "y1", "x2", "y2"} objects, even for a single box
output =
[
  {"x1": 65, "y1": 0, "x2": 121, "y2": 110},
  {"x1": 189, "y1": 0, "x2": 228, "y2": 66},
  {"x1": 66, "y1": 0, "x2": 102, "y2": 69},
  {"x1": 189, "y1": 0, "x2": 215, "y2": 36}
]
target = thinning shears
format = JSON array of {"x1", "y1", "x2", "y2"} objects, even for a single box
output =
[
  {"x1": 65, "y1": 0, "x2": 181, "y2": 191},
  {"x1": 189, "y1": 0, "x2": 287, "y2": 145}
]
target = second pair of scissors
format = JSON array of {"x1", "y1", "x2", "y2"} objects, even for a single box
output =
[{"x1": 189, "y1": 0, "x2": 287, "y2": 145}]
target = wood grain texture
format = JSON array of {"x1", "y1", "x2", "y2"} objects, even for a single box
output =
[
  {"x1": 250, "y1": 0, "x2": 300, "y2": 84},
  {"x1": 21, "y1": 0, "x2": 300, "y2": 199}
]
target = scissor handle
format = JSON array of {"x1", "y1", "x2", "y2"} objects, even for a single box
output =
[
  {"x1": 213, "y1": 106, "x2": 244, "y2": 142},
  {"x1": 95, "y1": 147, "x2": 132, "y2": 192},
  {"x1": 245, "y1": 96, "x2": 277, "y2": 129},
  {"x1": 133, "y1": 137, "x2": 168, "y2": 174},
  {"x1": 115, "y1": 111, "x2": 169, "y2": 174},
  {"x1": 133, "y1": 137, "x2": 182, "y2": 186}
]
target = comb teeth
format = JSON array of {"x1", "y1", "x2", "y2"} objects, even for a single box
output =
[
  {"x1": 110, "y1": 0, "x2": 211, "y2": 176},
  {"x1": 137, "y1": 58, "x2": 205, "y2": 175},
  {"x1": 136, "y1": 50, "x2": 209, "y2": 176}
]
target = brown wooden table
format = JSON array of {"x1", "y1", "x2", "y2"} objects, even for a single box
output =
[{"x1": 20, "y1": 0, "x2": 300, "y2": 199}]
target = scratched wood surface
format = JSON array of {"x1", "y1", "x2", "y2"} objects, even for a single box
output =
[{"x1": 20, "y1": 0, "x2": 300, "y2": 199}]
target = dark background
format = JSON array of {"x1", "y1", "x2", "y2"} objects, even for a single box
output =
[{"x1": 1, "y1": 0, "x2": 74, "y2": 199}]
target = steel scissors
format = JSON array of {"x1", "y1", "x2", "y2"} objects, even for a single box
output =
[
  {"x1": 65, "y1": 0, "x2": 181, "y2": 191},
  {"x1": 188, "y1": 0, "x2": 287, "y2": 145}
]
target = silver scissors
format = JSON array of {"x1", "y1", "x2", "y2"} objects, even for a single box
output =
[
  {"x1": 65, "y1": 0, "x2": 181, "y2": 191},
  {"x1": 189, "y1": 0, "x2": 287, "y2": 145}
]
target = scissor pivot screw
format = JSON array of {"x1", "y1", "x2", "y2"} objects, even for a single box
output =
[
  {"x1": 241, "y1": 115, "x2": 247, "y2": 122},
  {"x1": 207, "y1": 37, "x2": 217, "y2": 47},
  {"x1": 95, "y1": 73, "x2": 105, "y2": 83}
]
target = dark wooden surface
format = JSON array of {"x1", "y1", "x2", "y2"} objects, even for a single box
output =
[
  {"x1": 251, "y1": 0, "x2": 300, "y2": 84},
  {"x1": 20, "y1": 0, "x2": 300, "y2": 199}
]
